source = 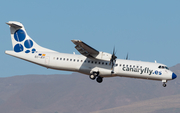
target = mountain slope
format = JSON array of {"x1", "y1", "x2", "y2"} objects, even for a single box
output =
[
  {"x1": 0, "y1": 64, "x2": 179, "y2": 113},
  {"x1": 91, "y1": 94, "x2": 180, "y2": 113}
]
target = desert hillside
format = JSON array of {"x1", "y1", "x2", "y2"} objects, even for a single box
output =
[{"x1": 0, "y1": 64, "x2": 179, "y2": 113}]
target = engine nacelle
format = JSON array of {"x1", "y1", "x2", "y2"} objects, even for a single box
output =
[
  {"x1": 90, "y1": 67, "x2": 114, "y2": 77},
  {"x1": 94, "y1": 51, "x2": 112, "y2": 61}
]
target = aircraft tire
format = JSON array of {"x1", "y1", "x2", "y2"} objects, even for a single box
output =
[
  {"x1": 96, "y1": 77, "x2": 103, "y2": 83},
  {"x1": 163, "y1": 83, "x2": 167, "y2": 87},
  {"x1": 93, "y1": 72, "x2": 99, "y2": 76},
  {"x1": 89, "y1": 74, "x2": 96, "y2": 80}
]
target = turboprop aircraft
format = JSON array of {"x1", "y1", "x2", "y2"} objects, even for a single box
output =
[{"x1": 5, "y1": 21, "x2": 177, "y2": 87}]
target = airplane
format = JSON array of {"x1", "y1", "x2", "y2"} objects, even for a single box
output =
[{"x1": 5, "y1": 21, "x2": 177, "y2": 87}]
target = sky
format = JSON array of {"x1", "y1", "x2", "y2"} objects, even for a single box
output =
[{"x1": 1, "y1": 0, "x2": 180, "y2": 77}]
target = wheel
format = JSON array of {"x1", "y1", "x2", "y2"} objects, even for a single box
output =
[
  {"x1": 93, "y1": 72, "x2": 99, "y2": 76},
  {"x1": 96, "y1": 77, "x2": 103, "y2": 83},
  {"x1": 89, "y1": 74, "x2": 96, "y2": 80},
  {"x1": 163, "y1": 83, "x2": 167, "y2": 87},
  {"x1": 89, "y1": 72, "x2": 99, "y2": 80}
]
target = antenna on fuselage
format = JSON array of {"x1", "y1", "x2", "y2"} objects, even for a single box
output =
[
  {"x1": 126, "y1": 53, "x2": 129, "y2": 60},
  {"x1": 124, "y1": 53, "x2": 129, "y2": 60}
]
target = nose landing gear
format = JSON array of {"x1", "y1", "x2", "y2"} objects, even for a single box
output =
[
  {"x1": 162, "y1": 80, "x2": 167, "y2": 87},
  {"x1": 162, "y1": 82, "x2": 167, "y2": 87}
]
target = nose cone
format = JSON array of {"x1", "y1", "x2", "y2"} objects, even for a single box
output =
[{"x1": 172, "y1": 73, "x2": 177, "y2": 79}]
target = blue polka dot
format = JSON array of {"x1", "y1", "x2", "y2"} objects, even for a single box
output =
[
  {"x1": 32, "y1": 48, "x2": 36, "y2": 53},
  {"x1": 24, "y1": 39, "x2": 33, "y2": 48},
  {"x1": 32, "y1": 48, "x2": 36, "y2": 51},
  {"x1": 25, "y1": 50, "x2": 30, "y2": 53},
  {"x1": 14, "y1": 29, "x2": 26, "y2": 42},
  {"x1": 14, "y1": 44, "x2": 24, "y2": 52}
]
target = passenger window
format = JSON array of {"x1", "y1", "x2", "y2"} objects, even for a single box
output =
[
  {"x1": 77, "y1": 60, "x2": 79, "y2": 62},
  {"x1": 70, "y1": 59, "x2": 72, "y2": 61},
  {"x1": 57, "y1": 57, "x2": 59, "y2": 60},
  {"x1": 119, "y1": 64, "x2": 121, "y2": 66},
  {"x1": 74, "y1": 59, "x2": 76, "y2": 61},
  {"x1": 116, "y1": 64, "x2": 118, "y2": 66},
  {"x1": 67, "y1": 58, "x2": 69, "y2": 61},
  {"x1": 88, "y1": 61, "x2": 90, "y2": 63},
  {"x1": 95, "y1": 61, "x2": 97, "y2": 64},
  {"x1": 102, "y1": 62, "x2": 104, "y2": 65},
  {"x1": 60, "y1": 58, "x2": 62, "y2": 60},
  {"x1": 99, "y1": 62, "x2": 101, "y2": 64},
  {"x1": 63, "y1": 58, "x2": 65, "y2": 60},
  {"x1": 106, "y1": 63, "x2": 108, "y2": 65},
  {"x1": 91, "y1": 61, "x2": 93, "y2": 63}
]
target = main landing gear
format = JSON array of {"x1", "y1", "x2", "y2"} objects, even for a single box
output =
[
  {"x1": 89, "y1": 72, "x2": 103, "y2": 83},
  {"x1": 96, "y1": 76, "x2": 103, "y2": 83}
]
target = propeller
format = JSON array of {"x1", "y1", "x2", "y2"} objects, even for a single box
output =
[{"x1": 109, "y1": 47, "x2": 117, "y2": 70}]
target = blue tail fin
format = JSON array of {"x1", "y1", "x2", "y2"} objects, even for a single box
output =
[{"x1": 6, "y1": 21, "x2": 55, "y2": 53}]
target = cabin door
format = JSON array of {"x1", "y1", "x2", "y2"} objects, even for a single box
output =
[{"x1": 45, "y1": 56, "x2": 50, "y2": 64}]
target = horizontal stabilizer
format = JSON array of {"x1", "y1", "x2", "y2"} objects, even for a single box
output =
[{"x1": 6, "y1": 21, "x2": 22, "y2": 29}]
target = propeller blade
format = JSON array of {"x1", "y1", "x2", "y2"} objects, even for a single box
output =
[{"x1": 110, "y1": 47, "x2": 117, "y2": 70}]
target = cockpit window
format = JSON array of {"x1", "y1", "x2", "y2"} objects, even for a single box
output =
[
  {"x1": 158, "y1": 65, "x2": 169, "y2": 70},
  {"x1": 165, "y1": 67, "x2": 169, "y2": 70}
]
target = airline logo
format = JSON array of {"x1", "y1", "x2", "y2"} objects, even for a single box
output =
[
  {"x1": 122, "y1": 67, "x2": 162, "y2": 75},
  {"x1": 13, "y1": 29, "x2": 36, "y2": 53}
]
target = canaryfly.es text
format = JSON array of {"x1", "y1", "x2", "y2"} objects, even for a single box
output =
[{"x1": 122, "y1": 67, "x2": 153, "y2": 75}]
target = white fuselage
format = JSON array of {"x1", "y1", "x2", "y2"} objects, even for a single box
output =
[{"x1": 5, "y1": 50, "x2": 173, "y2": 81}]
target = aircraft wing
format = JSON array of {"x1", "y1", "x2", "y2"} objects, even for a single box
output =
[{"x1": 71, "y1": 40, "x2": 99, "y2": 58}]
